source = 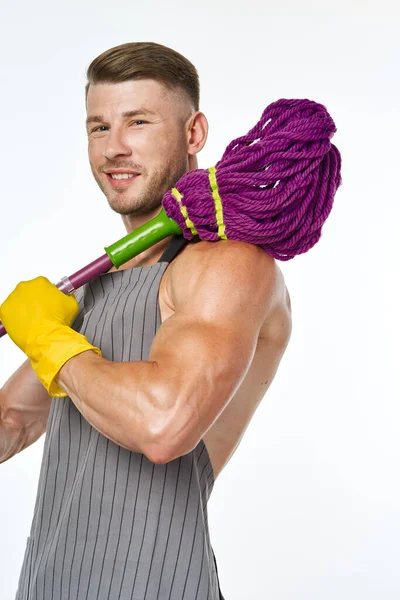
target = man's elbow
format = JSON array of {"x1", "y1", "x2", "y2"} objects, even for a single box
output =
[
  {"x1": 143, "y1": 428, "x2": 196, "y2": 465},
  {"x1": 145, "y1": 445, "x2": 174, "y2": 465},
  {"x1": 130, "y1": 392, "x2": 197, "y2": 464}
]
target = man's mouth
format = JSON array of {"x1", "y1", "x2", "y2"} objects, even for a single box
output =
[
  {"x1": 110, "y1": 173, "x2": 135, "y2": 180},
  {"x1": 104, "y1": 171, "x2": 140, "y2": 187}
]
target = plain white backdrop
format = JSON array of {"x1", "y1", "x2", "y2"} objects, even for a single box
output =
[{"x1": 0, "y1": 1, "x2": 398, "y2": 598}]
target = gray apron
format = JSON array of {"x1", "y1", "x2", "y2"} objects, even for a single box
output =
[{"x1": 16, "y1": 236, "x2": 224, "y2": 600}]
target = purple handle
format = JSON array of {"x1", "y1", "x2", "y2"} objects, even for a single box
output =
[{"x1": 0, "y1": 253, "x2": 113, "y2": 339}]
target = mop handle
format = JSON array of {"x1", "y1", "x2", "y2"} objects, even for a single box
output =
[{"x1": 0, "y1": 208, "x2": 182, "y2": 339}]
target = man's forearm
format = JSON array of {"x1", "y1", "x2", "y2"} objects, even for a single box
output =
[
  {"x1": 0, "y1": 421, "x2": 23, "y2": 464},
  {"x1": 0, "y1": 391, "x2": 26, "y2": 464},
  {"x1": 56, "y1": 351, "x2": 171, "y2": 461},
  {"x1": 0, "y1": 361, "x2": 52, "y2": 464}
]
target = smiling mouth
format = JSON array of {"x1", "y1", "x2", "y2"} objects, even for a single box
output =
[
  {"x1": 109, "y1": 173, "x2": 135, "y2": 180},
  {"x1": 105, "y1": 172, "x2": 139, "y2": 187}
]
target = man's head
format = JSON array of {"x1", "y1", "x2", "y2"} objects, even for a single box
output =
[{"x1": 85, "y1": 42, "x2": 208, "y2": 219}]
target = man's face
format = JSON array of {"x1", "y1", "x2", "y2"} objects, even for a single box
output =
[{"x1": 86, "y1": 79, "x2": 191, "y2": 216}]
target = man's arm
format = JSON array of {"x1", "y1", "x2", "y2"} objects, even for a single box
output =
[
  {"x1": 57, "y1": 241, "x2": 278, "y2": 464},
  {"x1": 0, "y1": 360, "x2": 51, "y2": 463}
]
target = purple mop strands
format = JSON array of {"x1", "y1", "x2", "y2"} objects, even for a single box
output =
[{"x1": 162, "y1": 98, "x2": 342, "y2": 260}]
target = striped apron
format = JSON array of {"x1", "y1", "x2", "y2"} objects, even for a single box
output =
[{"x1": 15, "y1": 236, "x2": 224, "y2": 600}]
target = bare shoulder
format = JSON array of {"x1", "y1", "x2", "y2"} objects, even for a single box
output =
[
  {"x1": 170, "y1": 239, "x2": 275, "y2": 299},
  {"x1": 164, "y1": 239, "x2": 292, "y2": 341}
]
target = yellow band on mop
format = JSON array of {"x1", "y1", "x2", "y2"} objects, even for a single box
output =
[
  {"x1": 171, "y1": 187, "x2": 198, "y2": 236},
  {"x1": 208, "y1": 166, "x2": 227, "y2": 240}
]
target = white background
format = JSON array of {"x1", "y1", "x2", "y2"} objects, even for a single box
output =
[{"x1": 0, "y1": 1, "x2": 398, "y2": 598}]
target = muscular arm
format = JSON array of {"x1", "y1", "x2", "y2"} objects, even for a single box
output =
[
  {"x1": 0, "y1": 360, "x2": 51, "y2": 463},
  {"x1": 57, "y1": 241, "x2": 278, "y2": 464}
]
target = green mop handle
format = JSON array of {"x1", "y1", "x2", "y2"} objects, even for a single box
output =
[
  {"x1": 104, "y1": 207, "x2": 182, "y2": 269},
  {"x1": 0, "y1": 208, "x2": 182, "y2": 339}
]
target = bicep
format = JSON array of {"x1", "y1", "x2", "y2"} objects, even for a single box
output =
[
  {"x1": 145, "y1": 241, "x2": 276, "y2": 458},
  {"x1": 147, "y1": 311, "x2": 260, "y2": 458},
  {"x1": 151, "y1": 313, "x2": 257, "y2": 397}
]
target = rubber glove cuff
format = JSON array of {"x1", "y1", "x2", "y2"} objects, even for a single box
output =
[{"x1": 29, "y1": 324, "x2": 102, "y2": 397}]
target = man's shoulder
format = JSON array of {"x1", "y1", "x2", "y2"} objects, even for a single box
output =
[
  {"x1": 167, "y1": 238, "x2": 285, "y2": 314},
  {"x1": 174, "y1": 238, "x2": 276, "y2": 275}
]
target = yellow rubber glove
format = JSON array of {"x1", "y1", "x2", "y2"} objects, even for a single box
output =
[{"x1": 0, "y1": 276, "x2": 101, "y2": 397}]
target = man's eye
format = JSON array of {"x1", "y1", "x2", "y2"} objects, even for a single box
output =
[
  {"x1": 130, "y1": 120, "x2": 146, "y2": 126},
  {"x1": 92, "y1": 125, "x2": 108, "y2": 133}
]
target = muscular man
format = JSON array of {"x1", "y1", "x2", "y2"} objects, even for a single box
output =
[{"x1": 0, "y1": 42, "x2": 292, "y2": 600}]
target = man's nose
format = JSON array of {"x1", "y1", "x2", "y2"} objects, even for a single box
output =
[{"x1": 103, "y1": 129, "x2": 132, "y2": 160}]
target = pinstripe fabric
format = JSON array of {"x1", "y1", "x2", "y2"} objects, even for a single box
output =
[{"x1": 16, "y1": 245, "x2": 222, "y2": 600}]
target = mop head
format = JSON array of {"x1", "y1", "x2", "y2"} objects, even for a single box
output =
[{"x1": 162, "y1": 98, "x2": 342, "y2": 260}]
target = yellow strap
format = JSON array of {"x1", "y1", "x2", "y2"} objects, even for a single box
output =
[
  {"x1": 171, "y1": 188, "x2": 198, "y2": 236},
  {"x1": 208, "y1": 166, "x2": 227, "y2": 240}
]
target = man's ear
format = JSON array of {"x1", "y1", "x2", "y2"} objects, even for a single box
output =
[{"x1": 186, "y1": 112, "x2": 209, "y2": 158}]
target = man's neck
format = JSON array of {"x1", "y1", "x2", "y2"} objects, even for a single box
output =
[
  {"x1": 117, "y1": 152, "x2": 198, "y2": 267},
  {"x1": 120, "y1": 205, "x2": 163, "y2": 235}
]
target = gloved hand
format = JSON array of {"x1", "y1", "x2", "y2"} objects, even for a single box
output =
[{"x1": 0, "y1": 276, "x2": 101, "y2": 397}]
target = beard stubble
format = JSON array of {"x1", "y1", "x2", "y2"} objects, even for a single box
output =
[{"x1": 92, "y1": 146, "x2": 189, "y2": 217}]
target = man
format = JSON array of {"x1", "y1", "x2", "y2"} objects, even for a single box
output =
[{"x1": 0, "y1": 42, "x2": 292, "y2": 600}]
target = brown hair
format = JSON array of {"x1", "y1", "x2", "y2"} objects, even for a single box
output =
[{"x1": 86, "y1": 42, "x2": 200, "y2": 111}]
